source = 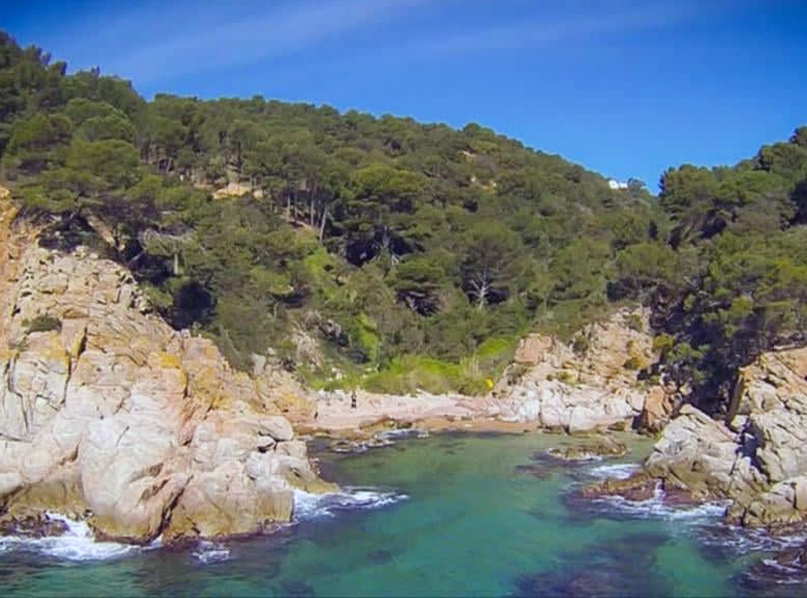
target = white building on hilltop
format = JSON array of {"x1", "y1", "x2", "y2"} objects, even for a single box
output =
[{"x1": 607, "y1": 179, "x2": 629, "y2": 190}]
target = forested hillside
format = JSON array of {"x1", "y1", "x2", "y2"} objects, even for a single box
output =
[{"x1": 1, "y1": 30, "x2": 806, "y2": 410}]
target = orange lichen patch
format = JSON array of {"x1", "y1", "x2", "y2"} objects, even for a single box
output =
[
  {"x1": 153, "y1": 351, "x2": 182, "y2": 369},
  {"x1": 37, "y1": 333, "x2": 71, "y2": 366},
  {"x1": 210, "y1": 394, "x2": 234, "y2": 410}
]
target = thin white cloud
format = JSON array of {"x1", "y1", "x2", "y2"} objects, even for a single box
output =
[
  {"x1": 45, "y1": 0, "x2": 751, "y2": 87},
  {"x1": 232, "y1": 0, "x2": 726, "y2": 87},
  {"x1": 388, "y1": 0, "x2": 708, "y2": 59},
  {"x1": 54, "y1": 0, "x2": 438, "y2": 84}
]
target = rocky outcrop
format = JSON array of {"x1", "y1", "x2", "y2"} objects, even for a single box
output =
[
  {"x1": 0, "y1": 194, "x2": 334, "y2": 543},
  {"x1": 644, "y1": 404, "x2": 768, "y2": 502},
  {"x1": 636, "y1": 385, "x2": 675, "y2": 432},
  {"x1": 639, "y1": 346, "x2": 807, "y2": 529},
  {"x1": 545, "y1": 436, "x2": 628, "y2": 461},
  {"x1": 580, "y1": 472, "x2": 660, "y2": 502},
  {"x1": 490, "y1": 308, "x2": 669, "y2": 433}
]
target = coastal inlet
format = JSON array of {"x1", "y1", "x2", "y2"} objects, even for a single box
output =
[{"x1": 2, "y1": 431, "x2": 805, "y2": 597}]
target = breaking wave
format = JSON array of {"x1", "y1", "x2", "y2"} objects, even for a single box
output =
[
  {"x1": 0, "y1": 488, "x2": 408, "y2": 564},
  {"x1": 586, "y1": 463, "x2": 642, "y2": 480},
  {"x1": 191, "y1": 541, "x2": 232, "y2": 564},
  {"x1": 0, "y1": 513, "x2": 136, "y2": 562},
  {"x1": 293, "y1": 487, "x2": 408, "y2": 522},
  {"x1": 592, "y1": 490, "x2": 729, "y2": 523}
]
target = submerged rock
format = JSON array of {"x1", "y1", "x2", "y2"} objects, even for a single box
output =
[
  {"x1": 580, "y1": 472, "x2": 659, "y2": 502},
  {"x1": 740, "y1": 538, "x2": 807, "y2": 592},
  {"x1": 0, "y1": 199, "x2": 335, "y2": 544},
  {"x1": 512, "y1": 531, "x2": 672, "y2": 597},
  {"x1": 513, "y1": 463, "x2": 554, "y2": 479},
  {"x1": 0, "y1": 513, "x2": 70, "y2": 538},
  {"x1": 545, "y1": 436, "x2": 628, "y2": 461},
  {"x1": 772, "y1": 540, "x2": 807, "y2": 570}
]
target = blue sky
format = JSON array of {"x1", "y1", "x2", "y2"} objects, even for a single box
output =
[{"x1": 4, "y1": 0, "x2": 806, "y2": 190}]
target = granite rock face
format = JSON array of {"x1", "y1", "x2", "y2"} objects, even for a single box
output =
[
  {"x1": 0, "y1": 194, "x2": 334, "y2": 543},
  {"x1": 642, "y1": 347, "x2": 807, "y2": 528},
  {"x1": 644, "y1": 404, "x2": 768, "y2": 502},
  {"x1": 491, "y1": 308, "x2": 670, "y2": 433}
]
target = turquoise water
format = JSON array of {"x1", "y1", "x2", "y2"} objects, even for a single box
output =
[{"x1": 1, "y1": 431, "x2": 804, "y2": 597}]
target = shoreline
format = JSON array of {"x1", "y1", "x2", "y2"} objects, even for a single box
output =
[
  {"x1": 298, "y1": 413, "x2": 539, "y2": 442},
  {"x1": 294, "y1": 387, "x2": 652, "y2": 449},
  {"x1": 293, "y1": 387, "x2": 536, "y2": 443}
]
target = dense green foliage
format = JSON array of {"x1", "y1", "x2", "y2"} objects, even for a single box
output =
[
  {"x1": 643, "y1": 136, "x2": 807, "y2": 411},
  {"x1": 1, "y1": 31, "x2": 805, "y2": 409}
]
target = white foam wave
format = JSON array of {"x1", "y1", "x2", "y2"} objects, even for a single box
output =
[
  {"x1": 545, "y1": 449, "x2": 603, "y2": 462},
  {"x1": 700, "y1": 525, "x2": 807, "y2": 556},
  {"x1": 588, "y1": 482, "x2": 729, "y2": 524},
  {"x1": 0, "y1": 513, "x2": 136, "y2": 562},
  {"x1": 587, "y1": 463, "x2": 641, "y2": 480},
  {"x1": 192, "y1": 541, "x2": 231, "y2": 564},
  {"x1": 375, "y1": 428, "x2": 429, "y2": 442},
  {"x1": 293, "y1": 487, "x2": 407, "y2": 522},
  {"x1": 760, "y1": 558, "x2": 804, "y2": 578}
]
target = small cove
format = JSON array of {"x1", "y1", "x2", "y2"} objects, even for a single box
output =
[{"x1": 1, "y1": 431, "x2": 804, "y2": 597}]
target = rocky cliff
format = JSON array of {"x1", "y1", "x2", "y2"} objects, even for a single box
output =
[
  {"x1": 636, "y1": 346, "x2": 807, "y2": 529},
  {"x1": 0, "y1": 192, "x2": 334, "y2": 544},
  {"x1": 489, "y1": 308, "x2": 673, "y2": 433}
]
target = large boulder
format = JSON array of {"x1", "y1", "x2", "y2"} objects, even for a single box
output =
[
  {"x1": 732, "y1": 476, "x2": 807, "y2": 528},
  {"x1": 644, "y1": 404, "x2": 767, "y2": 502},
  {"x1": 733, "y1": 348, "x2": 807, "y2": 483},
  {"x1": 636, "y1": 385, "x2": 675, "y2": 432}
]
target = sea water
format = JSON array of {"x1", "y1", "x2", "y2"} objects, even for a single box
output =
[{"x1": 0, "y1": 431, "x2": 804, "y2": 597}]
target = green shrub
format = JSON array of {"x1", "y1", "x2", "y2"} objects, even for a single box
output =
[
  {"x1": 652, "y1": 333, "x2": 675, "y2": 353},
  {"x1": 142, "y1": 283, "x2": 174, "y2": 310},
  {"x1": 623, "y1": 355, "x2": 644, "y2": 370},
  {"x1": 571, "y1": 334, "x2": 590, "y2": 354},
  {"x1": 624, "y1": 312, "x2": 644, "y2": 332},
  {"x1": 23, "y1": 314, "x2": 62, "y2": 333},
  {"x1": 363, "y1": 355, "x2": 461, "y2": 395}
]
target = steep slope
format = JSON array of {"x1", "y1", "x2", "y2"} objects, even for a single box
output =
[
  {"x1": 0, "y1": 30, "x2": 659, "y2": 391},
  {"x1": 0, "y1": 191, "x2": 334, "y2": 543}
]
